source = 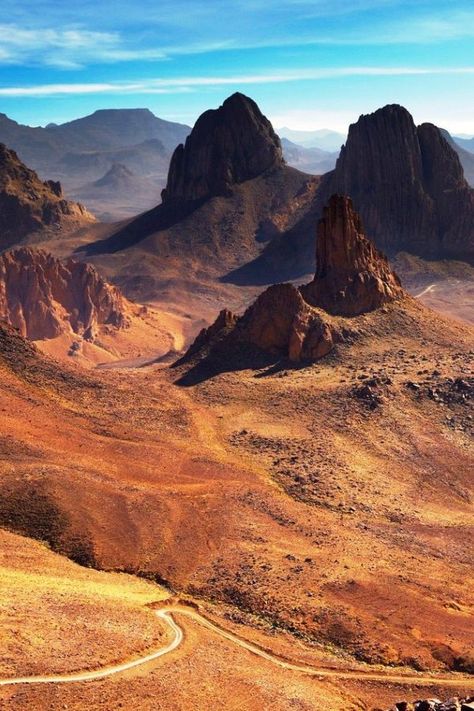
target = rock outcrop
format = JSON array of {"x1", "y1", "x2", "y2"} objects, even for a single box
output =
[
  {"x1": 237, "y1": 283, "x2": 336, "y2": 361},
  {"x1": 0, "y1": 143, "x2": 94, "y2": 250},
  {"x1": 323, "y1": 105, "x2": 474, "y2": 261},
  {"x1": 0, "y1": 247, "x2": 127, "y2": 341},
  {"x1": 386, "y1": 696, "x2": 474, "y2": 711},
  {"x1": 162, "y1": 92, "x2": 284, "y2": 204},
  {"x1": 180, "y1": 195, "x2": 405, "y2": 367},
  {"x1": 302, "y1": 194, "x2": 403, "y2": 315}
]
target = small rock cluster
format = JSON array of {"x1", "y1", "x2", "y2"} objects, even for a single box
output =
[
  {"x1": 351, "y1": 375, "x2": 393, "y2": 410},
  {"x1": 405, "y1": 375, "x2": 473, "y2": 433},
  {"x1": 388, "y1": 698, "x2": 474, "y2": 711}
]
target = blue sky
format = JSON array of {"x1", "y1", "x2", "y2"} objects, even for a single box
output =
[{"x1": 1, "y1": 0, "x2": 474, "y2": 135}]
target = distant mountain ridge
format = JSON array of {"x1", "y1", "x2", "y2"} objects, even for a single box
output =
[
  {"x1": 280, "y1": 137, "x2": 338, "y2": 175},
  {"x1": 0, "y1": 109, "x2": 191, "y2": 220},
  {"x1": 453, "y1": 135, "x2": 474, "y2": 153},
  {"x1": 278, "y1": 126, "x2": 346, "y2": 152},
  {"x1": 0, "y1": 109, "x2": 190, "y2": 164}
]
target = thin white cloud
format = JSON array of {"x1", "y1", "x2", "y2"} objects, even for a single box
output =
[
  {"x1": 0, "y1": 23, "x2": 170, "y2": 68},
  {"x1": 1, "y1": 65, "x2": 474, "y2": 97},
  {"x1": 2, "y1": 8, "x2": 474, "y2": 70}
]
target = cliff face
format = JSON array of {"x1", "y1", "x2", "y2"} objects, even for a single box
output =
[
  {"x1": 162, "y1": 92, "x2": 284, "y2": 204},
  {"x1": 237, "y1": 282, "x2": 336, "y2": 361},
  {"x1": 303, "y1": 194, "x2": 403, "y2": 315},
  {"x1": 0, "y1": 143, "x2": 94, "y2": 250},
  {"x1": 325, "y1": 105, "x2": 474, "y2": 261},
  {"x1": 0, "y1": 247, "x2": 126, "y2": 341}
]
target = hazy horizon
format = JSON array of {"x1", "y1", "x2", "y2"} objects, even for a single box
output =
[{"x1": 2, "y1": 102, "x2": 473, "y2": 141}]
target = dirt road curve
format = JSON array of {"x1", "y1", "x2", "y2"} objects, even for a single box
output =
[
  {"x1": 0, "y1": 610, "x2": 181, "y2": 686},
  {"x1": 0, "y1": 607, "x2": 470, "y2": 688},
  {"x1": 415, "y1": 283, "x2": 436, "y2": 298}
]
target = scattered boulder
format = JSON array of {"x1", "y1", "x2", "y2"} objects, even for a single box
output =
[{"x1": 388, "y1": 699, "x2": 474, "y2": 711}]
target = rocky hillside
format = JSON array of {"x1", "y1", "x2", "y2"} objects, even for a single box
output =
[
  {"x1": 0, "y1": 144, "x2": 94, "y2": 250},
  {"x1": 0, "y1": 247, "x2": 126, "y2": 341},
  {"x1": 179, "y1": 194, "x2": 405, "y2": 370},
  {"x1": 322, "y1": 105, "x2": 474, "y2": 262}
]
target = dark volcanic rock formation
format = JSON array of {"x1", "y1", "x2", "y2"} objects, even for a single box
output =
[
  {"x1": 84, "y1": 93, "x2": 313, "y2": 263},
  {"x1": 302, "y1": 194, "x2": 403, "y2": 315},
  {"x1": 0, "y1": 143, "x2": 94, "y2": 250},
  {"x1": 0, "y1": 247, "x2": 127, "y2": 340},
  {"x1": 162, "y1": 92, "x2": 284, "y2": 204},
  {"x1": 179, "y1": 195, "x2": 405, "y2": 369},
  {"x1": 323, "y1": 105, "x2": 474, "y2": 261}
]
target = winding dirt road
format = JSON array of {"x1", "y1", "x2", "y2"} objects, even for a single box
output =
[{"x1": 0, "y1": 606, "x2": 471, "y2": 689}]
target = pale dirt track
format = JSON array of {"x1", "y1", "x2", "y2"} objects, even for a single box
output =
[
  {"x1": 415, "y1": 283, "x2": 436, "y2": 298},
  {"x1": 0, "y1": 606, "x2": 471, "y2": 689}
]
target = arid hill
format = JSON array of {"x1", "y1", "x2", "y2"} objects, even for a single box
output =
[
  {"x1": 73, "y1": 163, "x2": 160, "y2": 222},
  {"x1": 0, "y1": 143, "x2": 94, "y2": 250},
  {"x1": 0, "y1": 263, "x2": 472, "y2": 710}
]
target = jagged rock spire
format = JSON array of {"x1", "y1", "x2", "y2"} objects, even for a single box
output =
[{"x1": 303, "y1": 194, "x2": 403, "y2": 315}]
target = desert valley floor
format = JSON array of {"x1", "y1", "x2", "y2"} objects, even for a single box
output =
[{"x1": 0, "y1": 287, "x2": 472, "y2": 710}]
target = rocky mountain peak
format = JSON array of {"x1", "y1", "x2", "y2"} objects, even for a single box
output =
[
  {"x1": 162, "y1": 92, "x2": 284, "y2": 204},
  {"x1": 0, "y1": 247, "x2": 127, "y2": 341},
  {"x1": 303, "y1": 194, "x2": 403, "y2": 315},
  {"x1": 324, "y1": 104, "x2": 474, "y2": 261}
]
